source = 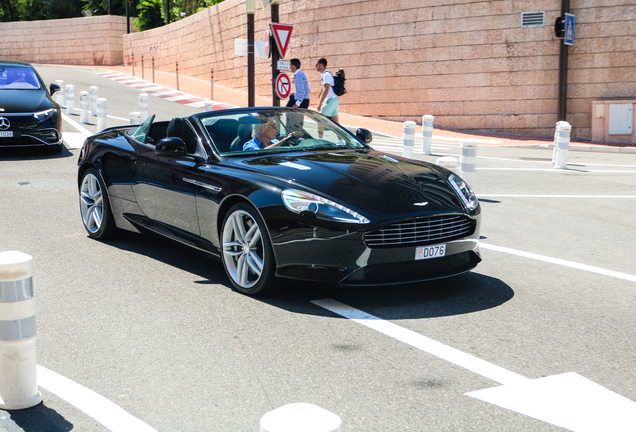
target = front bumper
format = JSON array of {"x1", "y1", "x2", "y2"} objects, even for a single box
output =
[
  {"x1": 0, "y1": 114, "x2": 62, "y2": 148},
  {"x1": 271, "y1": 223, "x2": 481, "y2": 285}
]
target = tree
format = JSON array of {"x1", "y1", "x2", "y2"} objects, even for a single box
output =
[{"x1": 135, "y1": 0, "x2": 162, "y2": 31}]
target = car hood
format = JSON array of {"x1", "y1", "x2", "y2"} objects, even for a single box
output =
[
  {"x1": 0, "y1": 90, "x2": 53, "y2": 113},
  {"x1": 232, "y1": 150, "x2": 465, "y2": 218}
]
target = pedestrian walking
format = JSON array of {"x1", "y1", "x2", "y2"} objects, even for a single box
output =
[
  {"x1": 286, "y1": 58, "x2": 310, "y2": 109},
  {"x1": 315, "y1": 58, "x2": 339, "y2": 125}
]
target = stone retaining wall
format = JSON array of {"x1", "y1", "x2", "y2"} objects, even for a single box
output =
[{"x1": 0, "y1": 16, "x2": 132, "y2": 66}]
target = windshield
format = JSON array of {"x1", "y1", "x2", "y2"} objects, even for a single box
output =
[
  {"x1": 0, "y1": 67, "x2": 42, "y2": 90},
  {"x1": 197, "y1": 108, "x2": 367, "y2": 156},
  {"x1": 128, "y1": 114, "x2": 156, "y2": 144}
]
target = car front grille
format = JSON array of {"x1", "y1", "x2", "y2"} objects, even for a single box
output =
[{"x1": 364, "y1": 215, "x2": 476, "y2": 248}]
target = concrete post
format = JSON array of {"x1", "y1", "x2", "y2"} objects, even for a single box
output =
[
  {"x1": 129, "y1": 112, "x2": 141, "y2": 125},
  {"x1": 460, "y1": 139, "x2": 478, "y2": 189},
  {"x1": 139, "y1": 94, "x2": 148, "y2": 122},
  {"x1": 97, "y1": 98, "x2": 107, "y2": 132},
  {"x1": 65, "y1": 85, "x2": 75, "y2": 115},
  {"x1": 0, "y1": 251, "x2": 42, "y2": 410},
  {"x1": 436, "y1": 156, "x2": 458, "y2": 173},
  {"x1": 55, "y1": 80, "x2": 64, "y2": 106},
  {"x1": 402, "y1": 121, "x2": 416, "y2": 159},
  {"x1": 79, "y1": 91, "x2": 89, "y2": 124},
  {"x1": 554, "y1": 122, "x2": 571, "y2": 169},
  {"x1": 89, "y1": 86, "x2": 98, "y2": 116},
  {"x1": 260, "y1": 403, "x2": 341, "y2": 432},
  {"x1": 421, "y1": 115, "x2": 434, "y2": 155}
]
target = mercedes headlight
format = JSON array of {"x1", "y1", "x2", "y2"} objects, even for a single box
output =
[
  {"x1": 282, "y1": 189, "x2": 370, "y2": 224},
  {"x1": 34, "y1": 109, "x2": 56, "y2": 122},
  {"x1": 448, "y1": 173, "x2": 478, "y2": 211}
]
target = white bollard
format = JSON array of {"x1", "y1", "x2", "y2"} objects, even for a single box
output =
[
  {"x1": 89, "y1": 86, "x2": 98, "y2": 116},
  {"x1": 460, "y1": 139, "x2": 478, "y2": 189},
  {"x1": 65, "y1": 84, "x2": 75, "y2": 115},
  {"x1": 260, "y1": 403, "x2": 341, "y2": 432},
  {"x1": 80, "y1": 91, "x2": 89, "y2": 124},
  {"x1": 129, "y1": 111, "x2": 141, "y2": 125},
  {"x1": 139, "y1": 93, "x2": 148, "y2": 122},
  {"x1": 436, "y1": 156, "x2": 459, "y2": 173},
  {"x1": 97, "y1": 98, "x2": 107, "y2": 132},
  {"x1": 421, "y1": 114, "x2": 434, "y2": 155},
  {"x1": 204, "y1": 101, "x2": 214, "y2": 112},
  {"x1": 0, "y1": 251, "x2": 42, "y2": 410},
  {"x1": 554, "y1": 122, "x2": 571, "y2": 169},
  {"x1": 55, "y1": 80, "x2": 64, "y2": 106},
  {"x1": 552, "y1": 121, "x2": 568, "y2": 163},
  {"x1": 402, "y1": 120, "x2": 416, "y2": 159}
]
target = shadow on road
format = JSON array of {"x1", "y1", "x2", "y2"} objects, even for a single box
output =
[
  {"x1": 98, "y1": 231, "x2": 513, "y2": 321},
  {"x1": 1, "y1": 403, "x2": 73, "y2": 431},
  {"x1": 0, "y1": 146, "x2": 74, "y2": 161}
]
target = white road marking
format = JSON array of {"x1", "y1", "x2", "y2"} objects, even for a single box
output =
[
  {"x1": 476, "y1": 168, "x2": 636, "y2": 173},
  {"x1": 312, "y1": 299, "x2": 636, "y2": 431},
  {"x1": 479, "y1": 194, "x2": 636, "y2": 199},
  {"x1": 311, "y1": 298, "x2": 529, "y2": 385},
  {"x1": 62, "y1": 132, "x2": 87, "y2": 149},
  {"x1": 62, "y1": 113, "x2": 92, "y2": 136},
  {"x1": 480, "y1": 243, "x2": 636, "y2": 283},
  {"x1": 37, "y1": 365, "x2": 159, "y2": 432}
]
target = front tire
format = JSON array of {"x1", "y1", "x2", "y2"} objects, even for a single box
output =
[
  {"x1": 221, "y1": 203, "x2": 275, "y2": 295},
  {"x1": 79, "y1": 167, "x2": 115, "y2": 239}
]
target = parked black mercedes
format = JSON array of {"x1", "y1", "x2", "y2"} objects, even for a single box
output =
[
  {"x1": 0, "y1": 60, "x2": 63, "y2": 152},
  {"x1": 77, "y1": 107, "x2": 481, "y2": 295}
]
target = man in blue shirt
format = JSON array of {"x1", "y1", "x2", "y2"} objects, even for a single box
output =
[
  {"x1": 286, "y1": 58, "x2": 310, "y2": 109},
  {"x1": 243, "y1": 118, "x2": 299, "y2": 151}
]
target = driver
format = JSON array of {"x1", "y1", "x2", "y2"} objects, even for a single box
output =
[{"x1": 243, "y1": 118, "x2": 299, "y2": 151}]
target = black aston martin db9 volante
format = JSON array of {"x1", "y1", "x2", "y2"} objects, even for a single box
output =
[
  {"x1": 0, "y1": 60, "x2": 63, "y2": 152},
  {"x1": 77, "y1": 108, "x2": 481, "y2": 295}
]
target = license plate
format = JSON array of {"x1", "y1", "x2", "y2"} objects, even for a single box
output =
[
  {"x1": 0, "y1": 131, "x2": 13, "y2": 138},
  {"x1": 415, "y1": 244, "x2": 446, "y2": 260}
]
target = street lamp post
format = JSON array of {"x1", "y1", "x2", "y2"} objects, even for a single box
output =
[{"x1": 247, "y1": 0, "x2": 256, "y2": 107}]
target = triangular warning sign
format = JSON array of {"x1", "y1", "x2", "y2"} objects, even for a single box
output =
[{"x1": 270, "y1": 23, "x2": 294, "y2": 58}]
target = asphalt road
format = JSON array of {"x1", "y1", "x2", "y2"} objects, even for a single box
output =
[{"x1": 0, "y1": 66, "x2": 635, "y2": 431}]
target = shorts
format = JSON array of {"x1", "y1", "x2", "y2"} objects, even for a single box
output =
[{"x1": 320, "y1": 96, "x2": 339, "y2": 117}]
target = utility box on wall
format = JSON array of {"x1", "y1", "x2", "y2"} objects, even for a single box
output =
[{"x1": 592, "y1": 100, "x2": 636, "y2": 144}]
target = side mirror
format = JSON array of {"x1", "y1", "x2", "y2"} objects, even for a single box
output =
[
  {"x1": 156, "y1": 137, "x2": 187, "y2": 156},
  {"x1": 49, "y1": 83, "x2": 60, "y2": 95},
  {"x1": 356, "y1": 128, "x2": 372, "y2": 144}
]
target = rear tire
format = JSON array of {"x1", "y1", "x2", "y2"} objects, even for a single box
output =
[
  {"x1": 79, "y1": 168, "x2": 116, "y2": 239},
  {"x1": 221, "y1": 203, "x2": 275, "y2": 295}
]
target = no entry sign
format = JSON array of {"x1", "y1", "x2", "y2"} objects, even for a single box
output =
[{"x1": 275, "y1": 73, "x2": 291, "y2": 99}]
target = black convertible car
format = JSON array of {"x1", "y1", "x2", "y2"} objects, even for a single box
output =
[
  {"x1": 0, "y1": 60, "x2": 63, "y2": 152},
  {"x1": 78, "y1": 108, "x2": 481, "y2": 295}
]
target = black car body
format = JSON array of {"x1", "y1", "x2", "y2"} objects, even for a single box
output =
[
  {"x1": 77, "y1": 108, "x2": 481, "y2": 295},
  {"x1": 0, "y1": 60, "x2": 62, "y2": 151}
]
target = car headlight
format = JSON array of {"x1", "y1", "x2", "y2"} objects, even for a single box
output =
[
  {"x1": 448, "y1": 173, "x2": 478, "y2": 211},
  {"x1": 34, "y1": 109, "x2": 56, "y2": 122},
  {"x1": 282, "y1": 189, "x2": 370, "y2": 224}
]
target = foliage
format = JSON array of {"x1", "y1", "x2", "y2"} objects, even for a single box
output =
[
  {"x1": 134, "y1": 0, "x2": 162, "y2": 31},
  {"x1": 50, "y1": 0, "x2": 85, "y2": 18},
  {"x1": 81, "y1": 0, "x2": 140, "y2": 17},
  {"x1": 1, "y1": 0, "x2": 51, "y2": 21}
]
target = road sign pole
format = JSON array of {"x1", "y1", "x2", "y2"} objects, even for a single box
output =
[
  {"x1": 247, "y1": 3, "x2": 255, "y2": 107},
  {"x1": 271, "y1": 4, "x2": 280, "y2": 106}
]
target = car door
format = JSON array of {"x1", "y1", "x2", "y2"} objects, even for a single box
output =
[{"x1": 131, "y1": 119, "x2": 203, "y2": 236}]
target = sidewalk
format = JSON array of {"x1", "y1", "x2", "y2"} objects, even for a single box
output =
[{"x1": 59, "y1": 63, "x2": 636, "y2": 154}]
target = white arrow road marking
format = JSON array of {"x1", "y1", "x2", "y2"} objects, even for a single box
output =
[
  {"x1": 37, "y1": 365, "x2": 159, "y2": 432},
  {"x1": 311, "y1": 299, "x2": 636, "y2": 432}
]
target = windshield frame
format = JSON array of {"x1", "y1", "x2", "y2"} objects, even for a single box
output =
[{"x1": 193, "y1": 108, "x2": 369, "y2": 157}]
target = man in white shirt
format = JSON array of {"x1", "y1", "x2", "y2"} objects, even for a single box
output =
[{"x1": 315, "y1": 58, "x2": 339, "y2": 125}]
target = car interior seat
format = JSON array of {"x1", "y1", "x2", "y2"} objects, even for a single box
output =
[
  {"x1": 166, "y1": 117, "x2": 199, "y2": 154},
  {"x1": 230, "y1": 122, "x2": 255, "y2": 152},
  {"x1": 207, "y1": 119, "x2": 239, "y2": 153}
]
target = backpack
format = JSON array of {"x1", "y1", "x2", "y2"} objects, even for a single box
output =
[{"x1": 332, "y1": 68, "x2": 347, "y2": 97}]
